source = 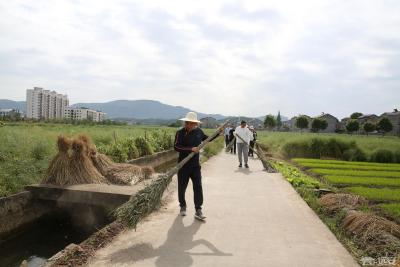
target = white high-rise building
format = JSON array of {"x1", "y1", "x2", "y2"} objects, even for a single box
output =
[
  {"x1": 26, "y1": 87, "x2": 69, "y2": 120},
  {"x1": 63, "y1": 107, "x2": 106, "y2": 122}
]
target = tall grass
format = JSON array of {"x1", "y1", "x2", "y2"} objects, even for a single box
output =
[
  {"x1": 0, "y1": 124, "x2": 178, "y2": 197},
  {"x1": 258, "y1": 131, "x2": 400, "y2": 163}
]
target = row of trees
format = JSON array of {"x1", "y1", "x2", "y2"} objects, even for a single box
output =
[
  {"x1": 263, "y1": 112, "x2": 394, "y2": 135},
  {"x1": 345, "y1": 118, "x2": 393, "y2": 135}
]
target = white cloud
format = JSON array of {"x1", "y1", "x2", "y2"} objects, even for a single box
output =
[{"x1": 0, "y1": 0, "x2": 399, "y2": 118}]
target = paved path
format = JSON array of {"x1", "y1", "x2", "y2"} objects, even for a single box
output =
[{"x1": 88, "y1": 151, "x2": 359, "y2": 267}]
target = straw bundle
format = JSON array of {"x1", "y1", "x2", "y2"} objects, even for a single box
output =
[
  {"x1": 105, "y1": 164, "x2": 155, "y2": 185},
  {"x1": 90, "y1": 150, "x2": 115, "y2": 176},
  {"x1": 342, "y1": 210, "x2": 400, "y2": 255},
  {"x1": 42, "y1": 135, "x2": 72, "y2": 185},
  {"x1": 69, "y1": 139, "x2": 106, "y2": 184},
  {"x1": 318, "y1": 193, "x2": 367, "y2": 213}
]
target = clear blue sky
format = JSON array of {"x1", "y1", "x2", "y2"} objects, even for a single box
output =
[{"x1": 0, "y1": 0, "x2": 399, "y2": 118}]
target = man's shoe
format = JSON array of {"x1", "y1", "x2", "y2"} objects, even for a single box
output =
[
  {"x1": 180, "y1": 206, "x2": 186, "y2": 216},
  {"x1": 194, "y1": 209, "x2": 206, "y2": 221},
  {"x1": 238, "y1": 163, "x2": 242, "y2": 168},
  {"x1": 245, "y1": 164, "x2": 249, "y2": 168}
]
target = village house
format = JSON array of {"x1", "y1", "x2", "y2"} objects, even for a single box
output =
[
  {"x1": 380, "y1": 109, "x2": 400, "y2": 136},
  {"x1": 200, "y1": 117, "x2": 218, "y2": 128},
  {"x1": 283, "y1": 115, "x2": 312, "y2": 131},
  {"x1": 315, "y1": 113, "x2": 339, "y2": 133}
]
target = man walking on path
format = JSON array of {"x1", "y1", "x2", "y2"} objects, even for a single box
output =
[
  {"x1": 224, "y1": 125, "x2": 231, "y2": 147},
  {"x1": 174, "y1": 111, "x2": 220, "y2": 220},
  {"x1": 235, "y1": 120, "x2": 253, "y2": 168},
  {"x1": 228, "y1": 127, "x2": 236, "y2": 154}
]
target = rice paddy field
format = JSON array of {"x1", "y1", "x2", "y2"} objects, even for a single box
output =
[
  {"x1": 0, "y1": 123, "x2": 179, "y2": 197},
  {"x1": 293, "y1": 158, "x2": 400, "y2": 222}
]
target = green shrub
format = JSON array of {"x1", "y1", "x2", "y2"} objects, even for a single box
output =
[
  {"x1": 31, "y1": 142, "x2": 50, "y2": 160},
  {"x1": 342, "y1": 148, "x2": 367, "y2": 162},
  {"x1": 135, "y1": 136, "x2": 154, "y2": 157},
  {"x1": 370, "y1": 149, "x2": 395, "y2": 163},
  {"x1": 107, "y1": 143, "x2": 128, "y2": 163},
  {"x1": 124, "y1": 138, "x2": 140, "y2": 160},
  {"x1": 282, "y1": 137, "x2": 366, "y2": 161},
  {"x1": 393, "y1": 150, "x2": 400, "y2": 163},
  {"x1": 282, "y1": 140, "x2": 310, "y2": 158}
]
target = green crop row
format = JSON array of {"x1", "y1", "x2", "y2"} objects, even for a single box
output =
[
  {"x1": 310, "y1": 168, "x2": 400, "y2": 178},
  {"x1": 377, "y1": 203, "x2": 400, "y2": 222},
  {"x1": 293, "y1": 158, "x2": 400, "y2": 168},
  {"x1": 297, "y1": 162, "x2": 400, "y2": 172},
  {"x1": 323, "y1": 175, "x2": 400, "y2": 187},
  {"x1": 345, "y1": 187, "x2": 400, "y2": 201}
]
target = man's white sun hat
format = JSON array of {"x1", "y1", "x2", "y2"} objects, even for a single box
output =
[{"x1": 179, "y1": 111, "x2": 202, "y2": 123}]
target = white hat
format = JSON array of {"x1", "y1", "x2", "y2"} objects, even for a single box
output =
[
  {"x1": 179, "y1": 111, "x2": 202, "y2": 123},
  {"x1": 249, "y1": 125, "x2": 254, "y2": 130}
]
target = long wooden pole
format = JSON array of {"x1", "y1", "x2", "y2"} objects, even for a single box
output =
[{"x1": 234, "y1": 132, "x2": 276, "y2": 173}]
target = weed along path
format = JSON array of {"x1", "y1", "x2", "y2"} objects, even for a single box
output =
[{"x1": 88, "y1": 151, "x2": 359, "y2": 267}]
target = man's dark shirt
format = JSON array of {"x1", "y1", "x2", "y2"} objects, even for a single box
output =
[{"x1": 174, "y1": 127, "x2": 218, "y2": 168}]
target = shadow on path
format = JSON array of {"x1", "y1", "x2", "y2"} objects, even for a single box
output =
[{"x1": 108, "y1": 216, "x2": 232, "y2": 267}]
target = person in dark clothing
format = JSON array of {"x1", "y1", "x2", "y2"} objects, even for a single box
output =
[
  {"x1": 228, "y1": 127, "x2": 236, "y2": 154},
  {"x1": 174, "y1": 112, "x2": 220, "y2": 220},
  {"x1": 248, "y1": 126, "x2": 257, "y2": 157}
]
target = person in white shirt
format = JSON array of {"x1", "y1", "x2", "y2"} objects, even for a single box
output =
[
  {"x1": 235, "y1": 120, "x2": 254, "y2": 168},
  {"x1": 224, "y1": 125, "x2": 232, "y2": 147}
]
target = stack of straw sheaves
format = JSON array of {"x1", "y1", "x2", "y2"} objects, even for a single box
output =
[{"x1": 41, "y1": 134, "x2": 154, "y2": 186}]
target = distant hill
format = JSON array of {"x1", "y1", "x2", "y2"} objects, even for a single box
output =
[
  {"x1": 71, "y1": 100, "x2": 226, "y2": 120},
  {"x1": 0, "y1": 99, "x2": 26, "y2": 111},
  {"x1": 0, "y1": 98, "x2": 287, "y2": 122}
]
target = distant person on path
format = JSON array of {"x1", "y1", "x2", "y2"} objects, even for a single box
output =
[
  {"x1": 248, "y1": 126, "x2": 257, "y2": 157},
  {"x1": 228, "y1": 127, "x2": 236, "y2": 154},
  {"x1": 235, "y1": 120, "x2": 254, "y2": 168},
  {"x1": 174, "y1": 112, "x2": 220, "y2": 220},
  {"x1": 224, "y1": 125, "x2": 231, "y2": 147}
]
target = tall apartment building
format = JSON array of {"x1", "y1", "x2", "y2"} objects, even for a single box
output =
[
  {"x1": 26, "y1": 87, "x2": 69, "y2": 119},
  {"x1": 64, "y1": 107, "x2": 106, "y2": 122}
]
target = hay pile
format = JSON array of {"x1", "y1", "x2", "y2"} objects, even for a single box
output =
[
  {"x1": 42, "y1": 136, "x2": 72, "y2": 185},
  {"x1": 342, "y1": 210, "x2": 400, "y2": 256},
  {"x1": 42, "y1": 134, "x2": 154, "y2": 186},
  {"x1": 318, "y1": 193, "x2": 367, "y2": 213}
]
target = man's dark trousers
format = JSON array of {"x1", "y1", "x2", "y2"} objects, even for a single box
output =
[{"x1": 178, "y1": 165, "x2": 203, "y2": 210}]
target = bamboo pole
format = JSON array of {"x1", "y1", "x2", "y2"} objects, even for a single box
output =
[
  {"x1": 115, "y1": 120, "x2": 230, "y2": 227},
  {"x1": 234, "y1": 132, "x2": 276, "y2": 173}
]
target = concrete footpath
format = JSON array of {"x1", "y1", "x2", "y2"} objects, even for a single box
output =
[{"x1": 88, "y1": 151, "x2": 359, "y2": 267}]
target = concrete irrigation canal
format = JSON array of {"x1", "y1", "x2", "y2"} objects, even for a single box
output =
[{"x1": 0, "y1": 150, "x2": 177, "y2": 267}]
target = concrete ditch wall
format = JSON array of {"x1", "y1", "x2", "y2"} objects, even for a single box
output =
[
  {"x1": 128, "y1": 149, "x2": 178, "y2": 171},
  {"x1": 0, "y1": 191, "x2": 54, "y2": 241}
]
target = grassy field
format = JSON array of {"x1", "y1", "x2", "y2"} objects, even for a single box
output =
[
  {"x1": 293, "y1": 158, "x2": 400, "y2": 222},
  {"x1": 0, "y1": 123, "x2": 223, "y2": 198},
  {"x1": 257, "y1": 131, "x2": 400, "y2": 162}
]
